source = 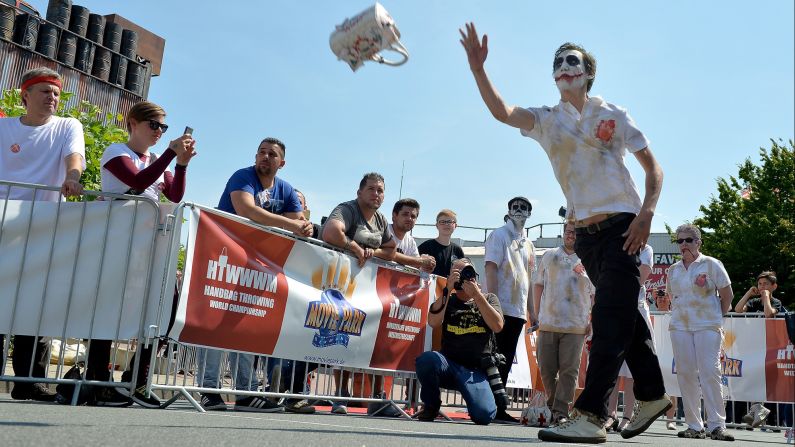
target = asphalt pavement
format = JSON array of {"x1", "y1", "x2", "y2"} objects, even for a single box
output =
[{"x1": 0, "y1": 393, "x2": 789, "y2": 447}]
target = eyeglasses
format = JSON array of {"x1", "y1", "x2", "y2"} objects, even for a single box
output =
[
  {"x1": 147, "y1": 120, "x2": 168, "y2": 133},
  {"x1": 676, "y1": 237, "x2": 696, "y2": 244},
  {"x1": 554, "y1": 54, "x2": 581, "y2": 70},
  {"x1": 437, "y1": 219, "x2": 456, "y2": 225}
]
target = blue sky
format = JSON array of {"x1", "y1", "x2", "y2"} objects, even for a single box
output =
[{"x1": 30, "y1": 1, "x2": 794, "y2": 241}]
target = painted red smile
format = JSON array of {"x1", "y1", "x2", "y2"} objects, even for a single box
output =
[{"x1": 555, "y1": 73, "x2": 582, "y2": 82}]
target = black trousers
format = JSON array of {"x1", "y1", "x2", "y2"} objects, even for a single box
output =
[
  {"x1": 494, "y1": 315, "x2": 526, "y2": 387},
  {"x1": 573, "y1": 215, "x2": 666, "y2": 419},
  {"x1": 8, "y1": 335, "x2": 51, "y2": 391}
]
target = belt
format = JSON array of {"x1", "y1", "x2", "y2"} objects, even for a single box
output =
[{"x1": 575, "y1": 213, "x2": 634, "y2": 235}]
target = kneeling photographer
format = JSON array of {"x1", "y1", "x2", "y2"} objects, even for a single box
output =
[{"x1": 414, "y1": 258, "x2": 506, "y2": 425}]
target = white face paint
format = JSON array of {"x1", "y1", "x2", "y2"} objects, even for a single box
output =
[
  {"x1": 553, "y1": 49, "x2": 591, "y2": 92},
  {"x1": 508, "y1": 201, "x2": 531, "y2": 229}
]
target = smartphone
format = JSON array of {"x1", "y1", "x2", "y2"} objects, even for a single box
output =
[{"x1": 184, "y1": 126, "x2": 194, "y2": 136}]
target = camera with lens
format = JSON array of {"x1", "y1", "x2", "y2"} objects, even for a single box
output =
[
  {"x1": 454, "y1": 264, "x2": 478, "y2": 290},
  {"x1": 480, "y1": 352, "x2": 510, "y2": 409}
]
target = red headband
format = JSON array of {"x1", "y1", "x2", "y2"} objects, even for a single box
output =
[{"x1": 20, "y1": 76, "x2": 62, "y2": 92}]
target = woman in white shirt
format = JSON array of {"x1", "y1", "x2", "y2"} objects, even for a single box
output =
[
  {"x1": 666, "y1": 224, "x2": 734, "y2": 441},
  {"x1": 87, "y1": 101, "x2": 195, "y2": 408}
]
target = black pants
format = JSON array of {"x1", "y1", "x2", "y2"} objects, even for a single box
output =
[
  {"x1": 8, "y1": 335, "x2": 51, "y2": 390},
  {"x1": 573, "y1": 214, "x2": 666, "y2": 418},
  {"x1": 494, "y1": 315, "x2": 525, "y2": 386}
]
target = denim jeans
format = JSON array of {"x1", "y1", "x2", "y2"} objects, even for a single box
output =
[
  {"x1": 196, "y1": 348, "x2": 256, "y2": 392},
  {"x1": 573, "y1": 215, "x2": 666, "y2": 418},
  {"x1": 415, "y1": 351, "x2": 496, "y2": 425}
]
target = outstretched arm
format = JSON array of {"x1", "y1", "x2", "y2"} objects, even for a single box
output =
[{"x1": 459, "y1": 22, "x2": 535, "y2": 130}]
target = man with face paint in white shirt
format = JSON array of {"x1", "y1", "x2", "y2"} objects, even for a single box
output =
[
  {"x1": 460, "y1": 23, "x2": 668, "y2": 444},
  {"x1": 484, "y1": 196, "x2": 536, "y2": 423}
]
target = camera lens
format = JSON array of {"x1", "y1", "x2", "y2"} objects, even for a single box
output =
[{"x1": 460, "y1": 265, "x2": 477, "y2": 281}]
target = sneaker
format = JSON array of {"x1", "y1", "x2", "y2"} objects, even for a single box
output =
[
  {"x1": 284, "y1": 398, "x2": 316, "y2": 414},
  {"x1": 743, "y1": 404, "x2": 770, "y2": 428},
  {"x1": 367, "y1": 392, "x2": 402, "y2": 418},
  {"x1": 603, "y1": 416, "x2": 618, "y2": 432},
  {"x1": 709, "y1": 427, "x2": 735, "y2": 441},
  {"x1": 416, "y1": 405, "x2": 440, "y2": 422},
  {"x1": 331, "y1": 389, "x2": 350, "y2": 415},
  {"x1": 117, "y1": 385, "x2": 161, "y2": 409},
  {"x1": 677, "y1": 428, "x2": 706, "y2": 438},
  {"x1": 93, "y1": 387, "x2": 133, "y2": 407},
  {"x1": 620, "y1": 393, "x2": 673, "y2": 439},
  {"x1": 331, "y1": 401, "x2": 348, "y2": 414},
  {"x1": 537, "y1": 410, "x2": 607, "y2": 444},
  {"x1": 493, "y1": 409, "x2": 520, "y2": 424},
  {"x1": 551, "y1": 415, "x2": 568, "y2": 427},
  {"x1": 666, "y1": 421, "x2": 677, "y2": 430},
  {"x1": 200, "y1": 393, "x2": 227, "y2": 411},
  {"x1": 234, "y1": 396, "x2": 285, "y2": 413},
  {"x1": 11, "y1": 383, "x2": 57, "y2": 402}
]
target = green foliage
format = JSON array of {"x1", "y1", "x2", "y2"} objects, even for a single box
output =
[
  {"x1": 1, "y1": 88, "x2": 128, "y2": 199},
  {"x1": 177, "y1": 244, "x2": 186, "y2": 272},
  {"x1": 693, "y1": 140, "x2": 795, "y2": 310}
]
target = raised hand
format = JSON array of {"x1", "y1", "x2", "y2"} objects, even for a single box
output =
[{"x1": 459, "y1": 22, "x2": 488, "y2": 72}]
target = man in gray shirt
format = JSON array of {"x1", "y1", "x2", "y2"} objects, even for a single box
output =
[{"x1": 322, "y1": 172, "x2": 398, "y2": 416}]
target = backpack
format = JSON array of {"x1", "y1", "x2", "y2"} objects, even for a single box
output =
[{"x1": 55, "y1": 364, "x2": 93, "y2": 405}]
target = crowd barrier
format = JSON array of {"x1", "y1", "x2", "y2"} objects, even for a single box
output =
[
  {"x1": 0, "y1": 180, "x2": 178, "y2": 403},
  {"x1": 1, "y1": 182, "x2": 792, "y2": 431}
]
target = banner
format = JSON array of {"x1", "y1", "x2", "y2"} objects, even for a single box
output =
[
  {"x1": 651, "y1": 314, "x2": 794, "y2": 403},
  {"x1": 169, "y1": 206, "x2": 432, "y2": 372},
  {"x1": 0, "y1": 199, "x2": 176, "y2": 339}
]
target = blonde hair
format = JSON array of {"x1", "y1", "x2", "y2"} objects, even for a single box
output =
[
  {"x1": 436, "y1": 209, "x2": 457, "y2": 221},
  {"x1": 126, "y1": 101, "x2": 166, "y2": 132}
]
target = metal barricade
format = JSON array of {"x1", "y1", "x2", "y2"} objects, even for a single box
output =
[
  {"x1": 1, "y1": 180, "x2": 173, "y2": 405},
  {"x1": 648, "y1": 310, "x2": 794, "y2": 432},
  {"x1": 149, "y1": 202, "x2": 422, "y2": 417}
]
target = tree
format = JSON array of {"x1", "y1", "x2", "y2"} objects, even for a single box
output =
[
  {"x1": 0, "y1": 88, "x2": 128, "y2": 197},
  {"x1": 693, "y1": 139, "x2": 795, "y2": 310}
]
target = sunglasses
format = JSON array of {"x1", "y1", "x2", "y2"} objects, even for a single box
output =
[
  {"x1": 554, "y1": 54, "x2": 581, "y2": 70},
  {"x1": 511, "y1": 203, "x2": 530, "y2": 212},
  {"x1": 147, "y1": 120, "x2": 169, "y2": 133},
  {"x1": 676, "y1": 237, "x2": 696, "y2": 244},
  {"x1": 437, "y1": 219, "x2": 456, "y2": 225}
]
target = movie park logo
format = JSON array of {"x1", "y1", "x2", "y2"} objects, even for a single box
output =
[
  {"x1": 304, "y1": 288, "x2": 366, "y2": 349},
  {"x1": 672, "y1": 354, "x2": 744, "y2": 380}
]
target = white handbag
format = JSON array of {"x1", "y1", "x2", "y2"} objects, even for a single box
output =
[{"x1": 329, "y1": 2, "x2": 409, "y2": 72}]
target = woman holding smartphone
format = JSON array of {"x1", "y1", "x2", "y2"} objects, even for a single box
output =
[
  {"x1": 100, "y1": 101, "x2": 195, "y2": 200},
  {"x1": 85, "y1": 101, "x2": 196, "y2": 408}
]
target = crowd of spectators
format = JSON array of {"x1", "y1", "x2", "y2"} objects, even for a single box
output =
[{"x1": 1, "y1": 67, "x2": 791, "y2": 442}]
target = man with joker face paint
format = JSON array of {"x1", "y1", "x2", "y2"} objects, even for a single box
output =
[
  {"x1": 460, "y1": 23, "x2": 668, "y2": 443},
  {"x1": 484, "y1": 196, "x2": 536, "y2": 423}
]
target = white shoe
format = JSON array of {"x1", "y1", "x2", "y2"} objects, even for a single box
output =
[
  {"x1": 666, "y1": 421, "x2": 677, "y2": 430},
  {"x1": 538, "y1": 410, "x2": 607, "y2": 444},
  {"x1": 331, "y1": 401, "x2": 348, "y2": 414},
  {"x1": 751, "y1": 404, "x2": 771, "y2": 428},
  {"x1": 620, "y1": 394, "x2": 673, "y2": 439}
]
